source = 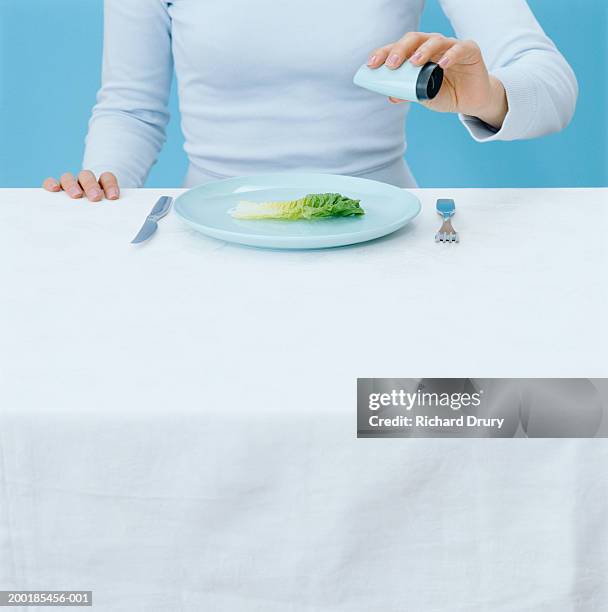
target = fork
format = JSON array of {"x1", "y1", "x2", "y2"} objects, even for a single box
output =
[{"x1": 435, "y1": 199, "x2": 459, "y2": 243}]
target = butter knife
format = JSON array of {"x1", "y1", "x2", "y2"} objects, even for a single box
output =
[{"x1": 131, "y1": 196, "x2": 173, "y2": 244}]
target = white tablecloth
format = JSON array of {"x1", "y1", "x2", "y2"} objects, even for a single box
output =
[{"x1": 1, "y1": 188, "x2": 607, "y2": 611}]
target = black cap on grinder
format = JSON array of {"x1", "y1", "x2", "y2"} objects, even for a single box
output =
[{"x1": 416, "y1": 62, "x2": 444, "y2": 101}]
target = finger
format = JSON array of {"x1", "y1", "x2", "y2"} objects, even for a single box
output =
[
  {"x1": 42, "y1": 177, "x2": 61, "y2": 192},
  {"x1": 98, "y1": 172, "x2": 120, "y2": 200},
  {"x1": 367, "y1": 44, "x2": 393, "y2": 68},
  {"x1": 437, "y1": 40, "x2": 481, "y2": 69},
  {"x1": 409, "y1": 35, "x2": 456, "y2": 66},
  {"x1": 60, "y1": 172, "x2": 83, "y2": 199},
  {"x1": 385, "y1": 32, "x2": 430, "y2": 69},
  {"x1": 388, "y1": 97, "x2": 406, "y2": 104},
  {"x1": 78, "y1": 170, "x2": 104, "y2": 202}
]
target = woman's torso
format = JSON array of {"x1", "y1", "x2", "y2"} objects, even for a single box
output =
[{"x1": 167, "y1": 0, "x2": 425, "y2": 186}]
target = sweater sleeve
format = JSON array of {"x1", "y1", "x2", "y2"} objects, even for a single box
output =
[
  {"x1": 82, "y1": 0, "x2": 173, "y2": 187},
  {"x1": 439, "y1": 0, "x2": 578, "y2": 142}
]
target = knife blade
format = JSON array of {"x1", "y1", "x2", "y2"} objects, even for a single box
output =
[{"x1": 131, "y1": 196, "x2": 173, "y2": 244}]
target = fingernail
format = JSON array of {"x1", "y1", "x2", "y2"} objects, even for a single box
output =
[
  {"x1": 438, "y1": 55, "x2": 450, "y2": 68},
  {"x1": 89, "y1": 188, "x2": 103, "y2": 200},
  {"x1": 367, "y1": 55, "x2": 377, "y2": 66},
  {"x1": 68, "y1": 185, "x2": 82, "y2": 197},
  {"x1": 107, "y1": 187, "x2": 119, "y2": 200},
  {"x1": 386, "y1": 54, "x2": 400, "y2": 67},
  {"x1": 410, "y1": 52, "x2": 423, "y2": 64}
]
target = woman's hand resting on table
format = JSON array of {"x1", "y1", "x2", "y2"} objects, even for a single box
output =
[
  {"x1": 367, "y1": 32, "x2": 508, "y2": 129},
  {"x1": 42, "y1": 170, "x2": 120, "y2": 201}
]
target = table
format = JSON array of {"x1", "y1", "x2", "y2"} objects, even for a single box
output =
[{"x1": 1, "y1": 188, "x2": 607, "y2": 611}]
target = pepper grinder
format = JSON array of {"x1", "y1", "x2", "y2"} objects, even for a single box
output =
[{"x1": 353, "y1": 61, "x2": 444, "y2": 103}]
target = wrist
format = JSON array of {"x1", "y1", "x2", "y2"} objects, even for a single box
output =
[{"x1": 474, "y1": 76, "x2": 508, "y2": 130}]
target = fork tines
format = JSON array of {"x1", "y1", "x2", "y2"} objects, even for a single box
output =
[
  {"x1": 435, "y1": 220, "x2": 459, "y2": 243},
  {"x1": 435, "y1": 231, "x2": 459, "y2": 243}
]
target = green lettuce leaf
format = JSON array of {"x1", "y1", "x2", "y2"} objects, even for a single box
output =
[{"x1": 230, "y1": 193, "x2": 365, "y2": 220}]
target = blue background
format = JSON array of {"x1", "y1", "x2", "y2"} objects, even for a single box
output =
[{"x1": 0, "y1": 0, "x2": 605, "y2": 188}]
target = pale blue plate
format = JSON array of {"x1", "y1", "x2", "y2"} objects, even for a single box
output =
[{"x1": 174, "y1": 173, "x2": 421, "y2": 249}]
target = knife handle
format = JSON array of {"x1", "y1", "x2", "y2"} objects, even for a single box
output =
[{"x1": 150, "y1": 196, "x2": 173, "y2": 220}]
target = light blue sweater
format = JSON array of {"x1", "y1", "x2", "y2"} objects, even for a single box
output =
[{"x1": 83, "y1": 0, "x2": 577, "y2": 187}]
